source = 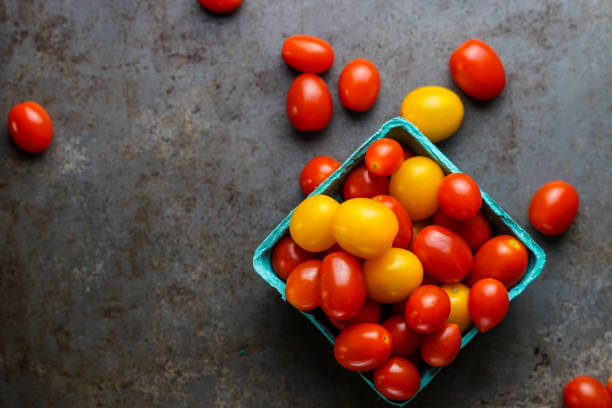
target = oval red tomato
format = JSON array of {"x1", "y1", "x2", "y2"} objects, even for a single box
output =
[
  {"x1": 449, "y1": 39, "x2": 505, "y2": 100},
  {"x1": 328, "y1": 297, "x2": 381, "y2": 330},
  {"x1": 286, "y1": 74, "x2": 332, "y2": 132},
  {"x1": 374, "y1": 357, "x2": 421, "y2": 401},
  {"x1": 419, "y1": 323, "x2": 461, "y2": 367},
  {"x1": 529, "y1": 180, "x2": 579, "y2": 236},
  {"x1": 563, "y1": 376, "x2": 612, "y2": 408},
  {"x1": 404, "y1": 285, "x2": 450, "y2": 334},
  {"x1": 8, "y1": 101, "x2": 53, "y2": 153},
  {"x1": 382, "y1": 315, "x2": 422, "y2": 357},
  {"x1": 272, "y1": 236, "x2": 315, "y2": 281},
  {"x1": 411, "y1": 226, "x2": 473, "y2": 283},
  {"x1": 300, "y1": 156, "x2": 340, "y2": 196},
  {"x1": 466, "y1": 235, "x2": 528, "y2": 289},
  {"x1": 342, "y1": 165, "x2": 389, "y2": 200},
  {"x1": 437, "y1": 173, "x2": 482, "y2": 220},
  {"x1": 319, "y1": 252, "x2": 367, "y2": 320},
  {"x1": 285, "y1": 260, "x2": 321, "y2": 311},
  {"x1": 333, "y1": 323, "x2": 392, "y2": 371},
  {"x1": 282, "y1": 35, "x2": 334, "y2": 74},
  {"x1": 432, "y1": 209, "x2": 492, "y2": 251},
  {"x1": 365, "y1": 138, "x2": 404, "y2": 177},
  {"x1": 372, "y1": 195, "x2": 413, "y2": 249},
  {"x1": 338, "y1": 58, "x2": 380, "y2": 112},
  {"x1": 198, "y1": 0, "x2": 242, "y2": 12},
  {"x1": 468, "y1": 278, "x2": 509, "y2": 332}
]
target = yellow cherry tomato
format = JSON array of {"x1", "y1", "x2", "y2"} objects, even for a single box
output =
[
  {"x1": 363, "y1": 248, "x2": 423, "y2": 303},
  {"x1": 332, "y1": 198, "x2": 398, "y2": 259},
  {"x1": 290, "y1": 195, "x2": 339, "y2": 252},
  {"x1": 401, "y1": 86, "x2": 464, "y2": 142},
  {"x1": 441, "y1": 283, "x2": 472, "y2": 333},
  {"x1": 389, "y1": 156, "x2": 444, "y2": 221}
]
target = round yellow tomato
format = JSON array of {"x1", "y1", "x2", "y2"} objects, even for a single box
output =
[
  {"x1": 363, "y1": 248, "x2": 423, "y2": 303},
  {"x1": 332, "y1": 198, "x2": 398, "y2": 259},
  {"x1": 441, "y1": 283, "x2": 472, "y2": 333},
  {"x1": 389, "y1": 156, "x2": 444, "y2": 221},
  {"x1": 290, "y1": 195, "x2": 339, "y2": 252},
  {"x1": 400, "y1": 86, "x2": 464, "y2": 142}
]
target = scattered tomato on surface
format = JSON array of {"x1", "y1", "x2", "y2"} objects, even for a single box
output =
[
  {"x1": 466, "y1": 235, "x2": 528, "y2": 289},
  {"x1": 282, "y1": 35, "x2": 334, "y2": 74},
  {"x1": 449, "y1": 39, "x2": 505, "y2": 100},
  {"x1": 372, "y1": 195, "x2": 413, "y2": 249},
  {"x1": 365, "y1": 138, "x2": 404, "y2": 176},
  {"x1": 363, "y1": 248, "x2": 423, "y2": 303},
  {"x1": 420, "y1": 323, "x2": 461, "y2": 367},
  {"x1": 333, "y1": 323, "x2": 392, "y2": 371},
  {"x1": 468, "y1": 278, "x2": 509, "y2": 332},
  {"x1": 563, "y1": 376, "x2": 612, "y2": 408},
  {"x1": 342, "y1": 165, "x2": 389, "y2": 200},
  {"x1": 437, "y1": 173, "x2": 482, "y2": 220},
  {"x1": 319, "y1": 252, "x2": 367, "y2": 320},
  {"x1": 405, "y1": 285, "x2": 451, "y2": 334},
  {"x1": 338, "y1": 58, "x2": 380, "y2": 112},
  {"x1": 289, "y1": 194, "x2": 339, "y2": 252},
  {"x1": 286, "y1": 73, "x2": 332, "y2": 132},
  {"x1": 299, "y1": 155, "x2": 340, "y2": 196},
  {"x1": 374, "y1": 357, "x2": 421, "y2": 401},
  {"x1": 198, "y1": 0, "x2": 242, "y2": 13},
  {"x1": 529, "y1": 180, "x2": 579, "y2": 236},
  {"x1": 8, "y1": 101, "x2": 53, "y2": 153},
  {"x1": 272, "y1": 236, "x2": 315, "y2": 281},
  {"x1": 382, "y1": 315, "x2": 423, "y2": 357},
  {"x1": 327, "y1": 297, "x2": 381, "y2": 330},
  {"x1": 441, "y1": 283, "x2": 472, "y2": 333},
  {"x1": 285, "y1": 260, "x2": 321, "y2": 311},
  {"x1": 432, "y1": 209, "x2": 492, "y2": 251}
]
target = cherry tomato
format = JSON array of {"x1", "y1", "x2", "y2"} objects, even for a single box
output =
[
  {"x1": 390, "y1": 156, "x2": 444, "y2": 221},
  {"x1": 338, "y1": 58, "x2": 380, "y2": 112},
  {"x1": 468, "y1": 278, "x2": 509, "y2": 332},
  {"x1": 441, "y1": 283, "x2": 472, "y2": 333},
  {"x1": 403, "y1": 148, "x2": 414, "y2": 160},
  {"x1": 289, "y1": 195, "x2": 339, "y2": 252},
  {"x1": 437, "y1": 173, "x2": 482, "y2": 220},
  {"x1": 332, "y1": 198, "x2": 398, "y2": 259},
  {"x1": 286, "y1": 74, "x2": 332, "y2": 132},
  {"x1": 449, "y1": 39, "x2": 505, "y2": 100},
  {"x1": 466, "y1": 235, "x2": 528, "y2": 289},
  {"x1": 333, "y1": 323, "x2": 392, "y2": 371},
  {"x1": 363, "y1": 248, "x2": 423, "y2": 303},
  {"x1": 563, "y1": 376, "x2": 612, "y2": 408},
  {"x1": 607, "y1": 375, "x2": 612, "y2": 396},
  {"x1": 285, "y1": 260, "x2": 320, "y2": 311},
  {"x1": 400, "y1": 87, "x2": 464, "y2": 143},
  {"x1": 328, "y1": 297, "x2": 381, "y2": 330},
  {"x1": 404, "y1": 285, "x2": 450, "y2": 334},
  {"x1": 372, "y1": 195, "x2": 413, "y2": 249},
  {"x1": 198, "y1": 0, "x2": 242, "y2": 12},
  {"x1": 8, "y1": 101, "x2": 53, "y2": 153},
  {"x1": 272, "y1": 236, "x2": 315, "y2": 281},
  {"x1": 374, "y1": 357, "x2": 421, "y2": 401},
  {"x1": 365, "y1": 138, "x2": 404, "y2": 176},
  {"x1": 299, "y1": 155, "x2": 340, "y2": 196},
  {"x1": 343, "y1": 165, "x2": 389, "y2": 200},
  {"x1": 411, "y1": 219, "x2": 431, "y2": 248},
  {"x1": 432, "y1": 209, "x2": 492, "y2": 251},
  {"x1": 420, "y1": 323, "x2": 461, "y2": 367},
  {"x1": 382, "y1": 315, "x2": 422, "y2": 357},
  {"x1": 282, "y1": 35, "x2": 334, "y2": 74},
  {"x1": 412, "y1": 226, "x2": 473, "y2": 283},
  {"x1": 319, "y1": 252, "x2": 367, "y2": 320},
  {"x1": 529, "y1": 180, "x2": 579, "y2": 236}
]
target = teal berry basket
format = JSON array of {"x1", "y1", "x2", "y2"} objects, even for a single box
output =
[{"x1": 252, "y1": 117, "x2": 546, "y2": 406}]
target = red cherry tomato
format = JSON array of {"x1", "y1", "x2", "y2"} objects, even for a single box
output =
[
  {"x1": 342, "y1": 165, "x2": 389, "y2": 200},
  {"x1": 319, "y1": 252, "x2": 367, "y2": 320},
  {"x1": 374, "y1": 357, "x2": 421, "y2": 401},
  {"x1": 403, "y1": 148, "x2": 414, "y2": 160},
  {"x1": 382, "y1": 315, "x2": 422, "y2": 357},
  {"x1": 281, "y1": 35, "x2": 334, "y2": 74},
  {"x1": 563, "y1": 376, "x2": 612, "y2": 408},
  {"x1": 285, "y1": 260, "x2": 321, "y2": 311},
  {"x1": 432, "y1": 209, "x2": 492, "y2": 251},
  {"x1": 607, "y1": 375, "x2": 612, "y2": 396},
  {"x1": 420, "y1": 323, "x2": 461, "y2": 367},
  {"x1": 333, "y1": 323, "x2": 392, "y2": 371},
  {"x1": 365, "y1": 138, "x2": 404, "y2": 176},
  {"x1": 372, "y1": 195, "x2": 413, "y2": 248},
  {"x1": 272, "y1": 236, "x2": 315, "y2": 281},
  {"x1": 328, "y1": 297, "x2": 381, "y2": 330},
  {"x1": 338, "y1": 58, "x2": 380, "y2": 112},
  {"x1": 466, "y1": 235, "x2": 528, "y2": 289},
  {"x1": 404, "y1": 285, "x2": 450, "y2": 334},
  {"x1": 8, "y1": 101, "x2": 53, "y2": 153},
  {"x1": 437, "y1": 173, "x2": 482, "y2": 220},
  {"x1": 468, "y1": 278, "x2": 509, "y2": 332},
  {"x1": 529, "y1": 180, "x2": 579, "y2": 236},
  {"x1": 411, "y1": 226, "x2": 473, "y2": 283},
  {"x1": 198, "y1": 0, "x2": 242, "y2": 13},
  {"x1": 449, "y1": 39, "x2": 505, "y2": 100},
  {"x1": 286, "y1": 74, "x2": 332, "y2": 132},
  {"x1": 299, "y1": 156, "x2": 340, "y2": 196}
]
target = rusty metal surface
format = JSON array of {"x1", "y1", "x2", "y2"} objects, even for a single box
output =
[{"x1": 0, "y1": 1, "x2": 610, "y2": 407}]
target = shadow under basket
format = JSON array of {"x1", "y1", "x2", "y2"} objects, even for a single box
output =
[{"x1": 252, "y1": 117, "x2": 546, "y2": 406}]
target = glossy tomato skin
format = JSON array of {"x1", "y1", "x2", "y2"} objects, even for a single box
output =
[
  {"x1": 272, "y1": 236, "x2": 315, "y2": 281},
  {"x1": 290, "y1": 195, "x2": 339, "y2": 252},
  {"x1": 285, "y1": 260, "x2": 321, "y2": 311},
  {"x1": 468, "y1": 278, "x2": 509, "y2": 332},
  {"x1": 441, "y1": 283, "x2": 472, "y2": 333},
  {"x1": 420, "y1": 323, "x2": 461, "y2": 367},
  {"x1": 198, "y1": 0, "x2": 242, "y2": 12},
  {"x1": 8, "y1": 101, "x2": 53, "y2": 153},
  {"x1": 437, "y1": 173, "x2": 482, "y2": 220},
  {"x1": 343, "y1": 165, "x2": 389, "y2": 200},
  {"x1": 382, "y1": 315, "x2": 423, "y2": 357},
  {"x1": 412, "y1": 226, "x2": 473, "y2": 283},
  {"x1": 449, "y1": 39, "x2": 505, "y2": 100},
  {"x1": 374, "y1": 357, "x2": 421, "y2": 401},
  {"x1": 466, "y1": 235, "x2": 528, "y2": 289},
  {"x1": 319, "y1": 252, "x2": 367, "y2": 320},
  {"x1": 363, "y1": 248, "x2": 423, "y2": 303},
  {"x1": 529, "y1": 181, "x2": 579, "y2": 236},
  {"x1": 282, "y1": 35, "x2": 334, "y2": 74},
  {"x1": 608, "y1": 375, "x2": 612, "y2": 396},
  {"x1": 286, "y1": 74, "x2": 332, "y2": 132},
  {"x1": 338, "y1": 58, "x2": 380, "y2": 111},
  {"x1": 372, "y1": 195, "x2": 413, "y2": 249},
  {"x1": 328, "y1": 297, "x2": 381, "y2": 330},
  {"x1": 365, "y1": 138, "x2": 404, "y2": 177},
  {"x1": 405, "y1": 285, "x2": 451, "y2": 334},
  {"x1": 432, "y1": 209, "x2": 492, "y2": 252},
  {"x1": 563, "y1": 376, "x2": 612, "y2": 408},
  {"x1": 333, "y1": 323, "x2": 392, "y2": 371},
  {"x1": 300, "y1": 156, "x2": 340, "y2": 196}
]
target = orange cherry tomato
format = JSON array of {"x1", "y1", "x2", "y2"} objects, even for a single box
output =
[
  {"x1": 419, "y1": 323, "x2": 461, "y2": 367},
  {"x1": 299, "y1": 155, "x2": 340, "y2": 196},
  {"x1": 528, "y1": 180, "x2": 579, "y2": 236},
  {"x1": 327, "y1": 297, "x2": 381, "y2": 330},
  {"x1": 374, "y1": 357, "x2": 421, "y2": 401},
  {"x1": 8, "y1": 101, "x2": 53, "y2": 153},
  {"x1": 333, "y1": 323, "x2": 392, "y2": 371},
  {"x1": 372, "y1": 195, "x2": 413, "y2": 249},
  {"x1": 286, "y1": 74, "x2": 332, "y2": 132},
  {"x1": 437, "y1": 173, "x2": 482, "y2": 220},
  {"x1": 449, "y1": 39, "x2": 505, "y2": 100},
  {"x1": 563, "y1": 376, "x2": 612, "y2": 408},
  {"x1": 466, "y1": 235, "x2": 528, "y2": 289},
  {"x1": 282, "y1": 35, "x2": 334, "y2": 74},
  {"x1": 404, "y1": 285, "x2": 450, "y2": 334},
  {"x1": 272, "y1": 236, "x2": 315, "y2": 281},
  {"x1": 198, "y1": 0, "x2": 242, "y2": 13},
  {"x1": 432, "y1": 209, "x2": 492, "y2": 251},
  {"x1": 319, "y1": 252, "x2": 367, "y2": 320},
  {"x1": 338, "y1": 58, "x2": 380, "y2": 111},
  {"x1": 382, "y1": 315, "x2": 422, "y2": 357},
  {"x1": 365, "y1": 138, "x2": 404, "y2": 176},
  {"x1": 468, "y1": 278, "x2": 509, "y2": 332},
  {"x1": 343, "y1": 165, "x2": 389, "y2": 200},
  {"x1": 285, "y1": 260, "x2": 321, "y2": 311}
]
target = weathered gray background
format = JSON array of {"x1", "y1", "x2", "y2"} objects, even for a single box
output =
[{"x1": 0, "y1": 0, "x2": 610, "y2": 407}]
